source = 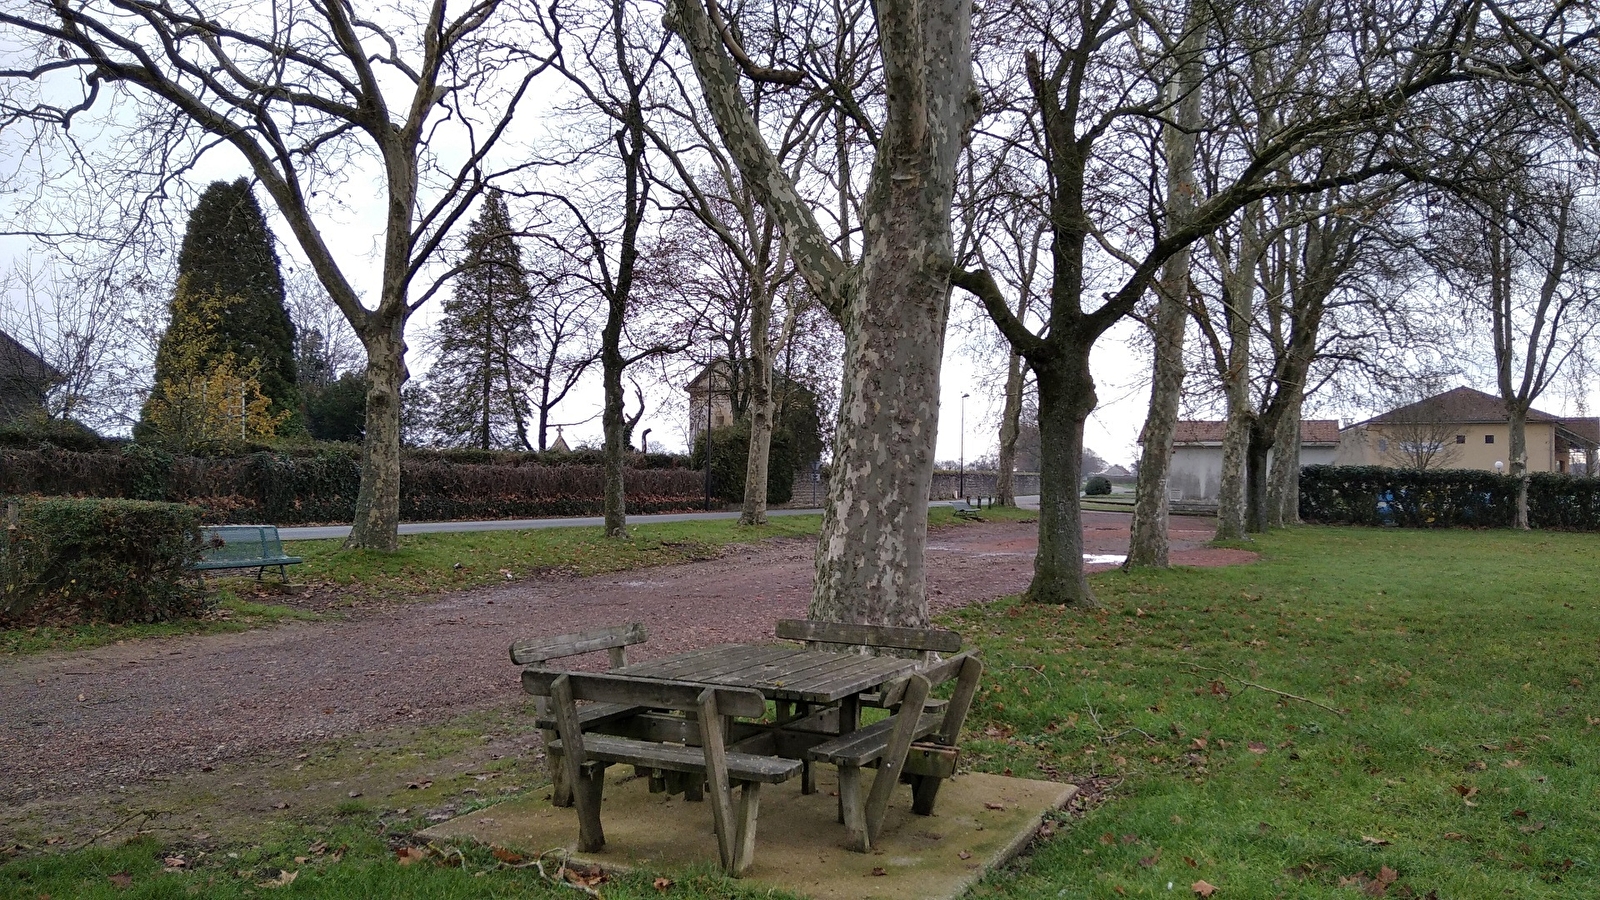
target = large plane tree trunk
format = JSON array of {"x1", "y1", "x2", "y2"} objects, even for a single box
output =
[
  {"x1": 1027, "y1": 341, "x2": 1098, "y2": 607},
  {"x1": 346, "y1": 325, "x2": 407, "y2": 551},
  {"x1": 1127, "y1": 0, "x2": 1205, "y2": 568},
  {"x1": 670, "y1": 0, "x2": 973, "y2": 628}
]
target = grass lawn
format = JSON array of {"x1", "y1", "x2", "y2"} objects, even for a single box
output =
[{"x1": 6, "y1": 522, "x2": 1595, "y2": 898}]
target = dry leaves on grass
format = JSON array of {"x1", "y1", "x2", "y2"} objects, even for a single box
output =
[
  {"x1": 108, "y1": 871, "x2": 132, "y2": 888},
  {"x1": 652, "y1": 876, "x2": 674, "y2": 890},
  {"x1": 1192, "y1": 879, "x2": 1218, "y2": 897},
  {"x1": 258, "y1": 870, "x2": 298, "y2": 888}
]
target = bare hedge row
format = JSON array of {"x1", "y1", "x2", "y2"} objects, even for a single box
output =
[{"x1": 0, "y1": 446, "x2": 710, "y2": 524}]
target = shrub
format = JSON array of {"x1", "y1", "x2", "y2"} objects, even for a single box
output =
[
  {"x1": 1297, "y1": 465, "x2": 1600, "y2": 530},
  {"x1": 2, "y1": 497, "x2": 206, "y2": 626},
  {"x1": 690, "y1": 421, "x2": 797, "y2": 506},
  {"x1": 1084, "y1": 475, "x2": 1112, "y2": 496},
  {"x1": 0, "y1": 414, "x2": 107, "y2": 452},
  {"x1": 0, "y1": 445, "x2": 705, "y2": 524}
]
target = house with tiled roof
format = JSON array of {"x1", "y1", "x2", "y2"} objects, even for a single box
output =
[
  {"x1": 0, "y1": 328, "x2": 60, "y2": 422},
  {"x1": 1333, "y1": 386, "x2": 1588, "y2": 473},
  {"x1": 1138, "y1": 419, "x2": 1341, "y2": 503}
]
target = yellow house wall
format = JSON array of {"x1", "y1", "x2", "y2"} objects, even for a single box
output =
[{"x1": 1335, "y1": 422, "x2": 1563, "y2": 471}]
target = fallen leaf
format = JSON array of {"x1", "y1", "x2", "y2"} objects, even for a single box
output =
[
  {"x1": 162, "y1": 856, "x2": 187, "y2": 869},
  {"x1": 653, "y1": 876, "x2": 674, "y2": 890},
  {"x1": 870, "y1": 867, "x2": 887, "y2": 876},
  {"x1": 1376, "y1": 865, "x2": 1399, "y2": 885},
  {"x1": 258, "y1": 870, "x2": 297, "y2": 888},
  {"x1": 958, "y1": 850, "x2": 972, "y2": 860},
  {"x1": 1452, "y1": 784, "x2": 1478, "y2": 799},
  {"x1": 1361, "y1": 835, "x2": 1391, "y2": 846},
  {"x1": 1442, "y1": 832, "x2": 1467, "y2": 841},
  {"x1": 1190, "y1": 738, "x2": 1209, "y2": 751},
  {"x1": 1121, "y1": 833, "x2": 1139, "y2": 845},
  {"x1": 1512, "y1": 808, "x2": 1529, "y2": 819},
  {"x1": 1140, "y1": 848, "x2": 1163, "y2": 868},
  {"x1": 395, "y1": 847, "x2": 428, "y2": 866},
  {"x1": 1114, "y1": 886, "x2": 1127, "y2": 896},
  {"x1": 108, "y1": 872, "x2": 132, "y2": 889},
  {"x1": 1099, "y1": 832, "x2": 1116, "y2": 845},
  {"x1": 1247, "y1": 742, "x2": 1268, "y2": 754},
  {"x1": 406, "y1": 780, "x2": 432, "y2": 790},
  {"x1": 492, "y1": 847, "x2": 524, "y2": 865},
  {"x1": 1192, "y1": 879, "x2": 1217, "y2": 897},
  {"x1": 984, "y1": 802, "x2": 1005, "y2": 810},
  {"x1": 271, "y1": 801, "x2": 289, "y2": 810},
  {"x1": 1184, "y1": 856, "x2": 1199, "y2": 868}
]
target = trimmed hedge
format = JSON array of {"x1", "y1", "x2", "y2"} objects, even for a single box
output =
[
  {"x1": 1299, "y1": 465, "x2": 1600, "y2": 530},
  {"x1": 0, "y1": 446, "x2": 708, "y2": 525},
  {"x1": 690, "y1": 421, "x2": 797, "y2": 506},
  {"x1": 2, "y1": 497, "x2": 205, "y2": 626},
  {"x1": 1084, "y1": 475, "x2": 1112, "y2": 496}
]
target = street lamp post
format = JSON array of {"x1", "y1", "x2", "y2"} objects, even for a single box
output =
[
  {"x1": 704, "y1": 369, "x2": 714, "y2": 511},
  {"x1": 959, "y1": 392, "x2": 970, "y2": 499}
]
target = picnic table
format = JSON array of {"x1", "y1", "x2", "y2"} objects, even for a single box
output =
[{"x1": 517, "y1": 620, "x2": 983, "y2": 876}]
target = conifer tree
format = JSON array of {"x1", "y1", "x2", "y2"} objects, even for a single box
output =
[
  {"x1": 425, "y1": 190, "x2": 538, "y2": 450},
  {"x1": 139, "y1": 180, "x2": 301, "y2": 441}
]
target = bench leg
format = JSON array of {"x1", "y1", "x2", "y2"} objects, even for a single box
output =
[
  {"x1": 910, "y1": 774, "x2": 943, "y2": 816},
  {"x1": 731, "y1": 781, "x2": 762, "y2": 876},
  {"x1": 837, "y1": 765, "x2": 870, "y2": 852},
  {"x1": 863, "y1": 674, "x2": 931, "y2": 846},
  {"x1": 572, "y1": 762, "x2": 608, "y2": 852}
]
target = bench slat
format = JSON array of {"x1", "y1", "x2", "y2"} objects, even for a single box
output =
[
  {"x1": 775, "y1": 619, "x2": 962, "y2": 653},
  {"x1": 807, "y1": 711, "x2": 945, "y2": 767},
  {"x1": 521, "y1": 669, "x2": 767, "y2": 719},
  {"x1": 549, "y1": 735, "x2": 802, "y2": 784},
  {"x1": 533, "y1": 701, "x2": 646, "y2": 731},
  {"x1": 510, "y1": 623, "x2": 648, "y2": 666}
]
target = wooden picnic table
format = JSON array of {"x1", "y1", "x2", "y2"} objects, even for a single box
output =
[
  {"x1": 518, "y1": 626, "x2": 981, "y2": 875},
  {"x1": 614, "y1": 642, "x2": 919, "y2": 705}
]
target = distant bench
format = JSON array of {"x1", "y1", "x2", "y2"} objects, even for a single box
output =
[{"x1": 193, "y1": 525, "x2": 303, "y2": 584}]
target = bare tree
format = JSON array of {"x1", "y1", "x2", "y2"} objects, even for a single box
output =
[
  {"x1": 667, "y1": 0, "x2": 976, "y2": 627},
  {"x1": 2, "y1": 1, "x2": 551, "y2": 549}
]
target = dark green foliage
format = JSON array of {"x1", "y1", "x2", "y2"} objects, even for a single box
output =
[
  {"x1": 774, "y1": 376, "x2": 825, "y2": 465},
  {"x1": 139, "y1": 179, "x2": 301, "y2": 437},
  {"x1": 1083, "y1": 474, "x2": 1112, "y2": 495},
  {"x1": 0, "y1": 446, "x2": 704, "y2": 524},
  {"x1": 1297, "y1": 465, "x2": 1600, "y2": 529},
  {"x1": 304, "y1": 373, "x2": 368, "y2": 443},
  {"x1": 0, "y1": 413, "x2": 105, "y2": 452},
  {"x1": 691, "y1": 421, "x2": 797, "y2": 505},
  {"x1": 1, "y1": 497, "x2": 205, "y2": 626},
  {"x1": 425, "y1": 190, "x2": 538, "y2": 449}
]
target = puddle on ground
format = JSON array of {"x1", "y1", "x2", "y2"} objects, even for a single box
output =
[{"x1": 1083, "y1": 554, "x2": 1127, "y2": 565}]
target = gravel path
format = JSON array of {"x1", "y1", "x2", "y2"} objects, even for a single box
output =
[{"x1": 0, "y1": 514, "x2": 1240, "y2": 813}]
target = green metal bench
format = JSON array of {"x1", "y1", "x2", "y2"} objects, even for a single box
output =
[{"x1": 193, "y1": 525, "x2": 303, "y2": 584}]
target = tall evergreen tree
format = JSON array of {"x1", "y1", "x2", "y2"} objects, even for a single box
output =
[
  {"x1": 138, "y1": 179, "x2": 301, "y2": 440},
  {"x1": 425, "y1": 190, "x2": 539, "y2": 450}
]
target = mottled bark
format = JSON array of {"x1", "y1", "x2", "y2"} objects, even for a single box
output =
[
  {"x1": 602, "y1": 340, "x2": 629, "y2": 538},
  {"x1": 345, "y1": 327, "x2": 406, "y2": 552},
  {"x1": 1508, "y1": 404, "x2": 1530, "y2": 530},
  {"x1": 1244, "y1": 425, "x2": 1270, "y2": 532},
  {"x1": 740, "y1": 293, "x2": 776, "y2": 526},
  {"x1": 669, "y1": 0, "x2": 974, "y2": 628},
  {"x1": 1210, "y1": 206, "x2": 1263, "y2": 542},
  {"x1": 1029, "y1": 347, "x2": 1098, "y2": 606},
  {"x1": 1128, "y1": 1, "x2": 1205, "y2": 569},
  {"x1": 995, "y1": 348, "x2": 1025, "y2": 506},
  {"x1": 1265, "y1": 391, "x2": 1303, "y2": 527}
]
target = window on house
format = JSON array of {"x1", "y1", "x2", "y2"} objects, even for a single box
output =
[
  {"x1": 1456, "y1": 434, "x2": 1466, "y2": 444},
  {"x1": 1485, "y1": 434, "x2": 1494, "y2": 444},
  {"x1": 1377, "y1": 438, "x2": 1388, "y2": 453}
]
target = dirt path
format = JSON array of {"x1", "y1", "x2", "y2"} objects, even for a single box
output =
[{"x1": 0, "y1": 514, "x2": 1244, "y2": 819}]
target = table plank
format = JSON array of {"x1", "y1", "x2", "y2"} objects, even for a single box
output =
[{"x1": 621, "y1": 644, "x2": 919, "y2": 704}]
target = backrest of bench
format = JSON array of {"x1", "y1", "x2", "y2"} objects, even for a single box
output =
[
  {"x1": 509, "y1": 623, "x2": 648, "y2": 666},
  {"x1": 520, "y1": 668, "x2": 767, "y2": 719},
  {"x1": 200, "y1": 525, "x2": 274, "y2": 563},
  {"x1": 775, "y1": 619, "x2": 962, "y2": 654}
]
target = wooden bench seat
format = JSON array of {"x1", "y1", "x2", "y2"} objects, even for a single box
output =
[
  {"x1": 774, "y1": 620, "x2": 984, "y2": 854},
  {"x1": 510, "y1": 623, "x2": 649, "y2": 808},
  {"x1": 807, "y1": 710, "x2": 944, "y2": 767},
  {"x1": 548, "y1": 734, "x2": 802, "y2": 783},
  {"x1": 522, "y1": 668, "x2": 790, "y2": 876}
]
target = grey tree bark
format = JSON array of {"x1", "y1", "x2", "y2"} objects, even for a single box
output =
[
  {"x1": 1127, "y1": 0, "x2": 1206, "y2": 568},
  {"x1": 668, "y1": 0, "x2": 975, "y2": 627}
]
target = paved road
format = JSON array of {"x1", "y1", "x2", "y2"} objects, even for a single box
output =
[{"x1": 278, "y1": 495, "x2": 1043, "y2": 541}]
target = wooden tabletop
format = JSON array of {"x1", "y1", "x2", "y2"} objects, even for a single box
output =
[{"x1": 615, "y1": 644, "x2": 919, "y2": 704}]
